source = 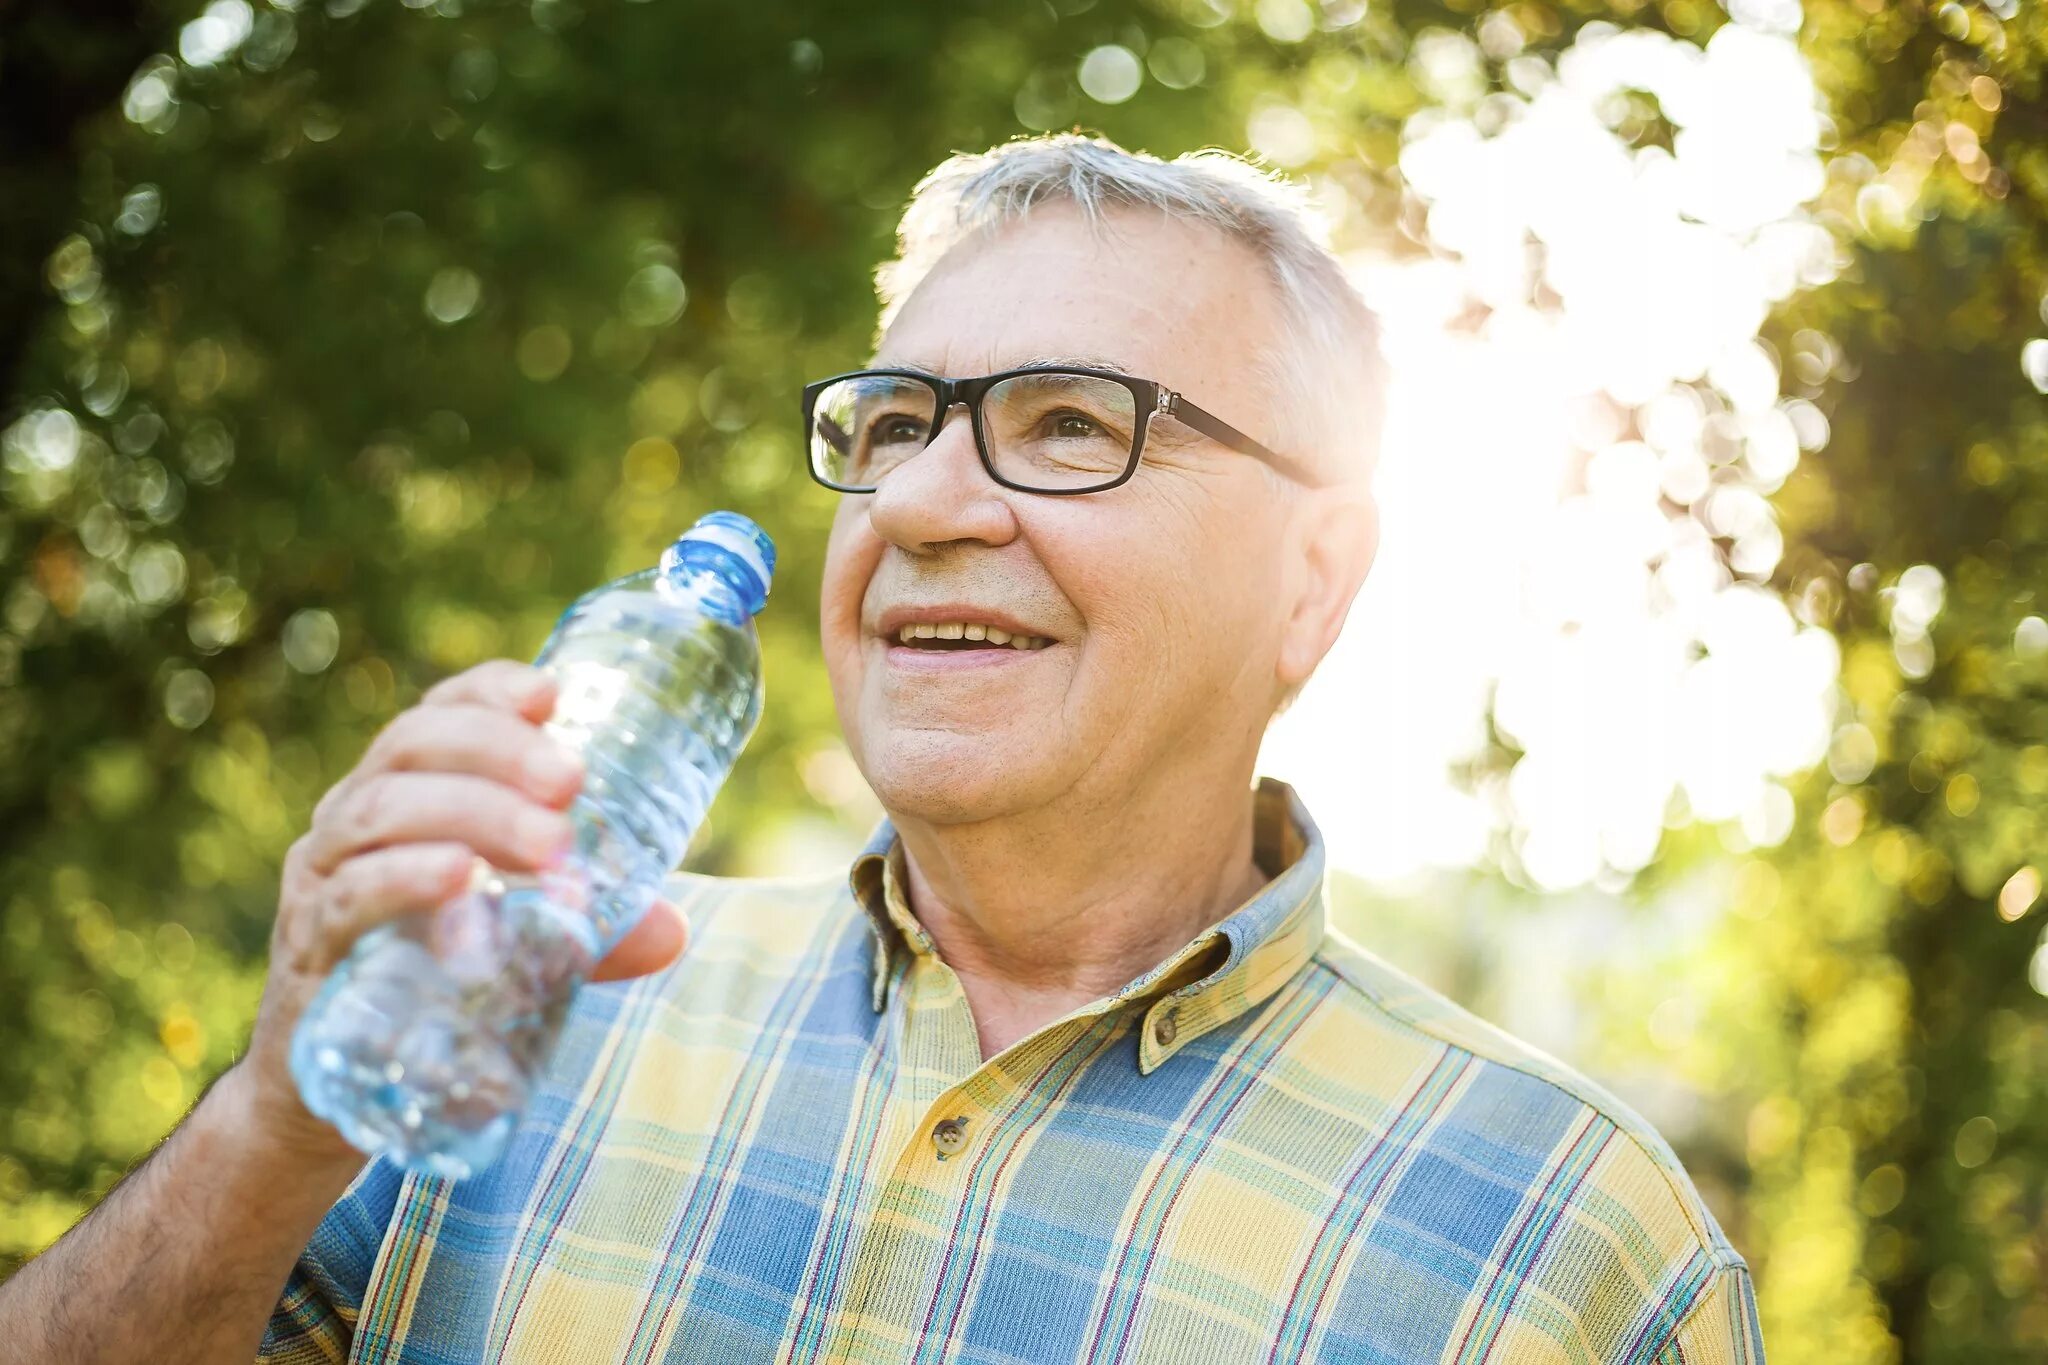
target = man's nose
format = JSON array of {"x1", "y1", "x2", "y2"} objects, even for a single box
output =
[{"x1": 865, "y1": 403, "x2": 1015, "y2": 554}]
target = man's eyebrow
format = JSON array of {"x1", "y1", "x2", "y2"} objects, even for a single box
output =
[
  {"x1": 863, "y1": 354, "x2": 1133, "y2": 377},
  {"x1": 1014, "y1": 353, "x2": 1130, "y2": 372}
]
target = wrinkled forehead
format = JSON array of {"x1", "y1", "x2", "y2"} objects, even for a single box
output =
[
  {"x1": 871, "y1": 206, "x2": 1283, "y2": 408},
  {"x1": 857, "y1": 352, "x2": 1136, "y2": 382}
]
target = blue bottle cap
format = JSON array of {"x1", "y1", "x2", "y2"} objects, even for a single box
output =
[{"x1": 660, "y1": 511, "x2": 776, "y2": 615}]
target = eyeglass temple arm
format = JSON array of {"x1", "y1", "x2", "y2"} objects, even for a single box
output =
[{"x1": 1159, "y1": 390, "x2": 1327, "y2": 487}]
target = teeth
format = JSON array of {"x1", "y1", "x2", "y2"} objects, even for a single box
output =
[{"x1": 892, "y1": 621, "x2": 1051, "y2": 650}]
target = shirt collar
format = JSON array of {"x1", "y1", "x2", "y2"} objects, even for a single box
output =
[{"x1": 846, "y1": 776, "x2": 1327, "y2": 1071}]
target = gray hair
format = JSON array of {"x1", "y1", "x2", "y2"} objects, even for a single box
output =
[{"x1": 874, "y1": 133, "x2": 1388, "y2": 484}]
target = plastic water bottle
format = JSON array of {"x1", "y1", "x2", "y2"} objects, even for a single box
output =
[{"x1": 289, "y1": 510, "x2": 775, "y2": 1178}]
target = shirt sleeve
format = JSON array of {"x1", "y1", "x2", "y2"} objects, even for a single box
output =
[
  {"x1": 256, "y1": 1158, "x2": 407, "y2": 1364},
  {"x1": 1649, "y1": 1260, "x2": 1766, "y2": 1364}
]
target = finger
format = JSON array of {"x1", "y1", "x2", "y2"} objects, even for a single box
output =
[
  {"x1": 312, "y1": 677, "x2": 574, "y2": 830},
  {"x1": 312, "y1": 842, "x2": 476, "y2": 970},
  {"x1": 303, "y1": 771, "x2": 575, "y2": 876},
  {"x1": 421, "y1": 660, "x2": 557, "y2": 722},
  {"x1": 591, "y1": 900, "x2": 689, "y2": 983},
  {"x1": 359, "y1": 704, "x2": 585, "y2": 809}
]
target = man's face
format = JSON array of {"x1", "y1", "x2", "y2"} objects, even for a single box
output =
[{"x1": 819, "y1": 205, "x2": 1303, "y2": 825}]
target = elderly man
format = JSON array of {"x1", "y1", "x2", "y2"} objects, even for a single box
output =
[{"x1": 2, "y1": 136, "x2": 1763, "y2": 1363}]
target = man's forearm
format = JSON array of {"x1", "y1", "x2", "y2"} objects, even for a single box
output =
[{"x1": 0, "y1": 1066, "x2": 362, "y2": 1365}]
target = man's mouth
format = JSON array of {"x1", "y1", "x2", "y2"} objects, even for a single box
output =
[{"x1": 892, "y1": 622, "x2": 1053, "y2": 652}]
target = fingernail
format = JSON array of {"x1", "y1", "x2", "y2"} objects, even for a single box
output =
[
  {"x1": 525, "y1": 743, "x2": 581, "y2": 792},
  {"x1": 522, "y1": 810, "x2": 573, "y2": 863}
]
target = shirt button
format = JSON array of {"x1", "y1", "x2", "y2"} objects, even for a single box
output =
[
  {"x1": 1153, "y1": 1007, "x2": 1179, "y2": 1048},
  {"x1": 932, "y1": 1116, "x2": 970, "y2": 1159}
]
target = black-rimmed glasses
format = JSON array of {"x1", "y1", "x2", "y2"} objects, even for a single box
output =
[{"x1": 802, "y1": 365, "x2": 1320, "y2": 495}]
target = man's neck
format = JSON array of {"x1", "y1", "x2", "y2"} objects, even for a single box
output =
[{"x1": 891, "y1": 770, "x2": 1272, "y2": 1059}]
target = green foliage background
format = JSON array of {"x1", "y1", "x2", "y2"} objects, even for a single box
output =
[{"x1": 2, "y1": 0, "x2": 2044, "y2": 1360}]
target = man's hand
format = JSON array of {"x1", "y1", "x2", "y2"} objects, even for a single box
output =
[
  {"x1": 0, "y1": 658, "x2": 688, "y2": 1365},
  {"x1": 238, "y1": 656, "x2": 690, "y2": 1161}
]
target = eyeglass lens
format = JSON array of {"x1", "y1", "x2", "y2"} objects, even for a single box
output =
[{"x1": 809, "y1": 372, "x2": 1139, "y2": 491}]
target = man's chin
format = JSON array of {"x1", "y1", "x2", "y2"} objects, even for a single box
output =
[{"x1": 857, "y1": 731, "x2": 1046, "y2": 827}]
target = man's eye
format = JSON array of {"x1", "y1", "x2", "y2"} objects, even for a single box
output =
[
  {"x1": 1049, "y1": 411, "x2": 1103, "y2": 439},
  {"x1": 872, "y1": 416, "x2": 928, "y2": 445}
]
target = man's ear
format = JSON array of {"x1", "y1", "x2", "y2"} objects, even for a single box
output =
[{"x1": 1275, "y1": 486, "x2": 1378, "y2": 694}]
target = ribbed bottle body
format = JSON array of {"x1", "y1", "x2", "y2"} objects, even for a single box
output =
[{"x1": 289, "y1": 538, "x2": 767, "y2": 1178}]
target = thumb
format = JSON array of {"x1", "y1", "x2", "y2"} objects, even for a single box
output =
[{"x1": 590, "y1": 899, "x2": 689, "y2": 982}]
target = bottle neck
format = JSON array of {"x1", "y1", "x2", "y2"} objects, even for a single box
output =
[{"x1": 661, "y1": 546, "x2": 757, "y2": 627}]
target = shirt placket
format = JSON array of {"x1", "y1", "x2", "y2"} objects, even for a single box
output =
[
  {"x1": 819, "y1": 949, "x2": 1118, "y2": 1361},
  {"x1": 892, "y1": 945, "x2": 994, "y2": 1158}
]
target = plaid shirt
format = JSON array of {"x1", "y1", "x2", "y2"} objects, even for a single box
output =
[{"x1": 262, "y1": 779, "x2": 1762, "y2": 1363}]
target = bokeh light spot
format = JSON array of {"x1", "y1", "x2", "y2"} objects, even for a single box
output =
[
  {"x1": 1953, "y1": 1114, "x2": 1998, "y2": 1169},
  {"x1": 1247, "y1": 103, "x2": 1316, "y2": 167},
  {"x1": 128, "y1": 543, "x2": 188, "y2": 608},
  {"x1": 162, "y1": 668, "x2": 214, "y2": 729},
  {"x1": 1857, "y1": 1163, "x2": 1905, "y2": 1217},
  {"x1": 2021, "y1": 338, "x2": 2048, "y2": 394},
  {"x1": 424, "y1": 268, "x2": 482, "y2": 324},
  {"x1": 623, "y1": 437, "x2": 680, "y2": 494},
  {"x1": 516, "y1": 324, "x2": 573, "y2": 381},
  {"x1": 178, "y1": 0, "x2": 253, "y2": 67},
  {"x1": 1078, "y1": 46, "x2": 1143, "y2": 105},
  {"x1": 1997, "y1": 866, "x2": 2039, "y2": 923},
  {"x1": 1255, "y1": 0, "x2": 1314, "y2": 43},
  {"x1": 1820, "y1": 796, "x2": 1864, "y2": 847},
  {"x1": 123, "y1": 59, "x2": 180, "y2": 133},
  {"x1": 1147, "y1": 37, "x2": 1206, "y2": 90},
  {"x1": 282, "y1": 608, "x2": 341, "y2": 674},
  {"x1": 620, "y1": 264, "x2": 687, "y2": 328}
]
